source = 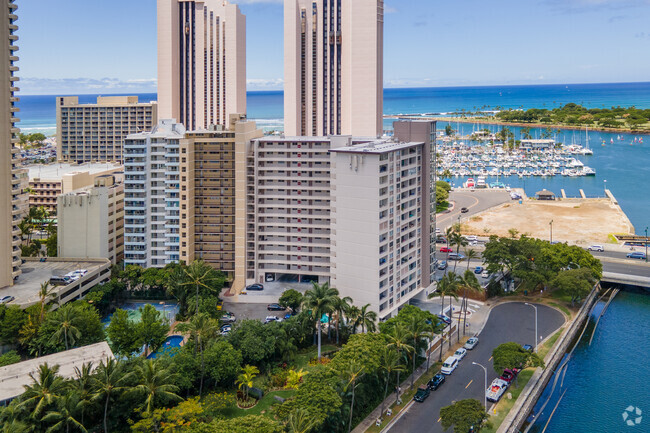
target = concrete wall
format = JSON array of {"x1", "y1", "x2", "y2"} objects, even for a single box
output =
[{"x1": 57, "y1": 188, "x2": 109, "y2": 260}]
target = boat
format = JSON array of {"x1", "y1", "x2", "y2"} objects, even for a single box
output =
[
  {"x1": 465, "y1": 178, "x2": 475, "y2": 188},
  {"x1": 582, "y1": 166, "x2": 596, "y2": 176}
]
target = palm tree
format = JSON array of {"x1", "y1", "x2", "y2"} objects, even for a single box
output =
[
  {"x1": 464, "y1": 248, "x2": 480, "y2": 272},
  {"x1": 430, "y1": 273, "x2": 460, "y2": 350},
  {"x1": 449, "y1": 231, "x2": 468, "y2": 273},
  {"x1": 129, "y1": 359, "x2": 182, "y2": 416},
  {"x1": 236, "y1": 365, "x2": 259, "y2": 402},
  {"x1": 71, "y1": 363, "x2": 94, "y2": 427},
  {"x1": 287, "y1": 408, "x2": 317, "y2": 433},
  {"x1": 302, "y1": 282, "x2": 338, "y2": 360},
  {"x1": 378, "y1": 347, "x2": 404, "y2": 419},
  {"x1": 37, "y1": 281, "x2": 58, "y2": 322},
  {"x1": 356, "y1": 304, "x2": 378, "y2": 333},
  {"x1": 332, "y1": 295, "x2": 352, "y2": 345},
  {"x1": 92, "y1": 358, "x2": 126, "y2": 433},
  {"x1": 406, "y1": 316, "x2": 427, "y2": 389},
  {"x1": 459, "y1": 270, "x2": 483, "y2": 337},
  {"x1": 424, "y1": 320, "x2": 441, "y2": 372},
  {"x1": 18, "y1": 364, "x2": 66, "y2": 420},
  {"x1": 48, "y1": 304, "x2": 82, "y2": 351},
  {"x1": 175, "y1": 313, "x2": 217, "y2": 397},
  {"x1": 180, "y1": 260, "x2": 220, "y2": 316},
  {"x1": 386, "y1": 324, "x2": 414, "y2": 405},
  {"x1": 346, "y1": 305, "x2": 361, "y2": 334},
  {"x1": 42, "y1": 393, "x2": 87, "y2": 433},
  {"x1": 342, "y1": 361, "x2": 365, "y2": 433}
]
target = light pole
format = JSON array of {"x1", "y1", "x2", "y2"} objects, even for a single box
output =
[
  {"x1": 549, "y1": 220, "x2": 553, "y2": 244},
  {"x1": 525, "y1": 303, "x2": 538, "y2": 353},
  {"x1": 472, "y1": 362, "x2": 488, "y2": 410},
  {"x1": 603, "y1": 179, "x2": 607, "y2": 196},
  {"x1": 645, "y1": 227, "x2": 648, "y2": 263}
]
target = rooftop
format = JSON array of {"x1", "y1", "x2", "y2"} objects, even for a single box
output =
[
  {"x1": 28, "y1": 163, "x2": 123, "y2": 181},
  {"x1": 330, "y1": 139, "x2": 423, "y2": 154},
  {"x1": 0, "y1": 342, "x2": 114, "y2": 403}
]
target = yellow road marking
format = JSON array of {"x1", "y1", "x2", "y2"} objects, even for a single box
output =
[
  {"x1": 437, "y1": 417, "x2": 442, "y2": 423},
  {"x1": 465, "y1": 379, "x2": 473, "y2": 389},
  {"x1": 489, "y1": 356, "x2": 493, "y2": 361}
]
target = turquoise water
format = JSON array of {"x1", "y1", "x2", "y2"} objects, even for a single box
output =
[
  {"x1": 147, "y1": 335, "x2": 184, "y2": 359},
  {"x1": 529, "y1": 290, "x2": 650, "y2": 433},
  {"x1": 101, "y1": 301, "x2": 179, "y2": 327}
]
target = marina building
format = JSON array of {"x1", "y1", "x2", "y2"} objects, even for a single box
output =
[
  {"x1": 57, "y1": 175, "x2": 125, "y2": 264},
  {"x1": 27, "y1": 163, "x2": 123, "y2": 214},
  {"x1": 157, "y1": 0, "x2": 247, "y2": 131},
  {"x1": 123, "y1": 120, "x2": 185, "y2": 268},
  {"x1": 0, "y1": 0, "x2": 27, "y2": 289},
  {"x1": 56, "y1": 96, "x2": 158, "y2": 163},
  {"x1": 284, "y1": 0, "x2": 384, "y2": 137}
]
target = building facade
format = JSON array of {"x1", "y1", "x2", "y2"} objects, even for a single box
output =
[
  {"x1": 57, "y1": 175, "x2": 125, "y2": 264},
  {"x1": 0, "y1": 0, "x2": 26, "y2": 288},
  {"x1": 284, "y1": 0, "x2": 384, "y2": 137},
  {"x1": 123, "y1": 120, "x2": 185, "y2": 268},
  {"x1": 28, "y1": 163, "x2": 123, "y2": 214},
  {"x1": 56, "y1": 96, "x2": 157, "y2": 163},
  {"x1": 158, "y1": 0, "x2": 246, "y2": 131},
  {"x1": 179, "y1": 115, "x2": 262, "y2": 291}
]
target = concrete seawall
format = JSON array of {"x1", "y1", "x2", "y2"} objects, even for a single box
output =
[{"x1": 497, "y1": 284, "x2": 600, "y2": 433}]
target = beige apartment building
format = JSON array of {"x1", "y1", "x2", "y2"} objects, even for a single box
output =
[
  {"x1": 179, "y1": 115, "x2": 262, "y2": 291},
  {"x1": 57, "y1": 175, "x2": 125, "y2": 264},
  {"x1": 28, "y1": 163, "x2": 123, "y2": 214},
  {"x1": 284, "y1": 0, "x2": 384, "y2": 137},
  {"x1": 56, "y1": 96, "x2": 157, "y2": 163},
  {"x1": 157, "y1": 0, "x2": 246, "y2": 131},
  {"x1": 0, "y1": 0, "x2": 25, "y2": 288}
]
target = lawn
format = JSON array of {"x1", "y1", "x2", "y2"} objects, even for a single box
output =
[
  {"x1": 224, "y1": 390, "x2": 297, "y2": 418},
  {"x1": 537, "y1": 329, "x2": 563, "y2": 361},
  {"x1": 548, "y1": 302, "x2": 571, "y2": 317},
  {"x1": 480, "y1": 369, "x2": 535, "y2": 433},
  {"x1": 294, "y1": 344, "x2": 338, "y2": 371}
]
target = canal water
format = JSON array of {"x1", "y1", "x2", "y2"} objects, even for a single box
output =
[
  {"x1": 528, "y1": 289, "x2": 650, "y2": 433},
  {"x1": 434, "y1": 121, "x2": 649, "y2": 232}
]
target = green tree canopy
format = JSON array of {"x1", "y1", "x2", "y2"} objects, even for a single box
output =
[
  {"x1": 440, "y1": 399, "x2": 489, "y2": 433},
  {"x1": 279, "y1": 289, "x2": 304, "y2": 312},
  {"x1": 492, "y1": 342, "x2": 544, "y2": 374}
]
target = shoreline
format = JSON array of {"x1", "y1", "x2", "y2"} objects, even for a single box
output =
[{"x1": 384, "y1": 115, "x2": 650, "y2": 135}]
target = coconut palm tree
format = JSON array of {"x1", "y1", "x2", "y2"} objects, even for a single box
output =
[
  {"x1": 287, "y1": 408, "x2": 317, "y2": 433},
  {"x1": 175, "y1": 313, "x2": 217, "y2": 397},
  {"x1": 92, "y1": 358, "x2": 126, "y2": 433},
  {"x1": 42, "y1": 393, "x2": 87, "y2": 433},
  {"x1": 37, "y1": 281, "x2": 58, "y2": 322},
  {"x1": 386, "y1": 324, "x2": 414, "y2": 405},
  {"x1": 342, "y1": 361, "x2": 365, "y2": 433},
  {"x1": 346, "y1": 305, "x2": 361, "y2": 334},
  {"x1": 378, "y1": 347, "x2": 404, "y2": 419},
  {"x1": 464, "y1": 248, "x2": 480, "y2": 272},
  {"x1": 302, "y1": 282, "x2": 338, "y2": 360},
  {"x1": 424, "y1": 320, "x2": 441, "y2": 372},
  {"x1": 236, "y1": 365, "x2": 259, "y2": 402},
  {"x1": 406, "y1": 315, "x2": 427, "y2": 389},
  {"x1": 128, "y1": 359, "x2": 182, "y2": 416},
  {"x1": 71, "y1": 363, "x2": 94, "y2": 426},
  {"x1": 180, "y1": 260, "x2": 221, "y2": 316},
  {"x1": 459, "y1": 270, "x2": 483, "y2": 337},
  {"x1": 18, "y1": 364, "x2": 66, "y2": 420},
  {"x1": 332, "y1": 295, "x2": 352, "y2": 345},
  {"x1": 430, "y1": 273, "x2": 460, "y2": 350},
  {"x1": 355, "y1": 304, "x2": 378, "y2": 333},
  {"x1": 47, "y1": 304, "x2": 82, "y2": 351},
  {"x1": 449, "y1": 231, "x2": 468, "y2": 273}
]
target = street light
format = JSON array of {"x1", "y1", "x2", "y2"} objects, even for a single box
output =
[
  {"x1": 472, "y1": 362, "x2": 488, "y2": 410},
  {"x1": 549, "y1": 220, "x2": 553, "y2": 244},
  {"x1": 603, "y1": 179, "x2": 607, "y2": 196},
  {"x1": 645, "y1": 227, "x2": 648, "y2": 263},
  {"x1": 524, "y1": 303, "x2": 538, "y2": 353}
]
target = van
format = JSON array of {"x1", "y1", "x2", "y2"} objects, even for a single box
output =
[
  {"x1": 49, "y1": 276, "x2": 71, "y2": 286},
  {"x1": 441, "y1": 356, "x2": 459, "y2": 375}
]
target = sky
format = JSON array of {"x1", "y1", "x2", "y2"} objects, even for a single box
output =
[{"x1": 16, "y1": 0, "x2": 650, "y2": 95}]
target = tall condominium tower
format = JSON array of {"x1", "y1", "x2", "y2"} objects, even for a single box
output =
[
  {"x1": 284, "y1": 0, "x2": 384, "y2": 137},
  {"x1": 0, "y1": 0, "x2": 26, "y2": 288},
  {"x1": 158, "y1": 0, "x2": 246, "y2": 131}
]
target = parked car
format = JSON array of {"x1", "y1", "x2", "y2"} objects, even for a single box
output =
[
  {"x1": 267, "y1": 303, "x2": 285, "y2": 311},
  {"x1": 627, "y1": 252, "x2": 647, "y2": 260},
  {"x1": 481, "y1": 271, "x2": 489, "y2": 279},
  {"x1": 588, "y1": 245, "x2": 604, "y2": 252},
  {"x1": 441, "y1": 356, "x2": 460, "y2": 375},
  {"x1": 454, "y1": 347, "x2": 467, "y2": 361},
  {"x1": 413, "y1": 385, "x2": 430, "y2": 402},
  {"x1": 49, "y1": 276, "x2": 72, "y2": 286},
  {"x1": 474, "y1": 266, "x2": 484, "y2": 274},
  {"x1": 246, "y1": 284, "x2": 264, "y2": 291},
  {"x1": 436, "y1": 236, "x2": 448, "y2": 244},
  {"x1": 437, "y1": 261, "x2": 448, "y2": 270},
  {"x1": 284, "y1": 312, "x2": 293, "y2": 320},
  {"x1": 437, "y1": 314, "x2": 452, "y2": 325},
  {"x1": 486, "y1": 379, "x2": 509, "y2": 402},
  {"x1": 220, "y1": 312, "x2": 236, "y2": 323},
  {"x1": 522, "y1": 344, "x2": 534, "y2": 353},
  {"x1": 448, "y1": 253, "x2": 465, "y2": 261},
  {"x1": 428, "y1": 373, "x2": 446, "y2": 390},
  {"x1": 264, "y1": 316, "x2": 280, "y2": 324},
  {"x1": 220, "y1": 324, "x2": 232, "y2": 333},
  {"x1": 0, "y1": 295, "x2": 15, "y2": 304},
  {"x1": 465, "y1": 235, "x2": 478, "y2": 241},
  {"x1": 440, "y1": 247, "x2": 453, "y2": 253},
  {"x1": 460, "y1": 207, "x2": 469, "y2": 213},
  {"x1": 464, "y1": 337, "x2": 479, "y2": 350},
  {"x1": 500, "y1": 368, "x2": 520, "y2": 384}
]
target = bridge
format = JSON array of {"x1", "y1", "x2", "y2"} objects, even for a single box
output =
[{"x1": 601, "y1": 258, "x2": 650, "y2": 288}]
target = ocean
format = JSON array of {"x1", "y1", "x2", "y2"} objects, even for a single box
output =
[{"x1": 16, "y1": 82, "x2": 650, "y2": 231}]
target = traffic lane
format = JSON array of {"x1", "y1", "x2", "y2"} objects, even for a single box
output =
[
  {"x1": 602, "y1": 261, "x2": 650, "y2": 278},
  {"x1": 438, "y1": 190, "x2": 510, "y2": 228},
  {"x1": 389, "y1": 302, "x2": 565, "y2": 433}
]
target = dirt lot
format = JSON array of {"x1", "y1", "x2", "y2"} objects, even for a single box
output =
[{"x1": 461, "y1": 198, "x2": 634, "y2": 245}]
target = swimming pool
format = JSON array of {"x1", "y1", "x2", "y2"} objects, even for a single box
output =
[
  {"x1": 147, "y1": 335, "x2": 184, "y2": 359},
  {"x1": 102, "y1": 301, "x2": 180, "y2": 327}
]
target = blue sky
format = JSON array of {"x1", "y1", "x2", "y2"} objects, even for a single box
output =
[{"x1": 16, "y1": 0, "x2": 650, "y2": 94}]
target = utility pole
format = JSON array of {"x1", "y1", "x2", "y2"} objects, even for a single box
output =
[
  {"x1": 645, "y1": 227, "x2": 648, "y2": 263},
  {"x1": 549, "y1": 220, "x2": 553, "y2": 244},
  {"x1": 525, "y1": 303, "x2": 538, "y2": 353}
]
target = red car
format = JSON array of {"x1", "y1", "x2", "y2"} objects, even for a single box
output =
[
  {"x1": 440, "y1": 247, "x2": 453, "y2": 253},
  {"x1": 500, "y1": 368, "x2": 520, "y2": 384}
]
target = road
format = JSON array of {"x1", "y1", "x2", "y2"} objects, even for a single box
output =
[
  {"x1": 388, "y1": 302, "x2": 565, "y2": 433},
  {"x1": 437, "y1": 189, "x2": 512, "y2": 231}
]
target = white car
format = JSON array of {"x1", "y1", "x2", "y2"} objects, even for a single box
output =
[
  {"x1": 464, "y1": 337, "x2": 479, "y2": 350},
  {"x1": 441, "y1": 356, "x2": 460, "y2": 375},
  {"x1": 481, "y1": 271, "x2": 489, "y2": 279},
  {"x1": 588, "y1": 245, "x2": 604, "y2": 252},
  {"x1": 486, "y1": 378, "x2": 509, "y2": 402},
  {"x1": 465, "y1": 235, "x2": 478, "y2": 242},
  {"x1": 454, "y1": 347, "x2": 467, "y2": 360},
  {"x1": 264, "y1": 316, "x2": 279, "y2": 324}
]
